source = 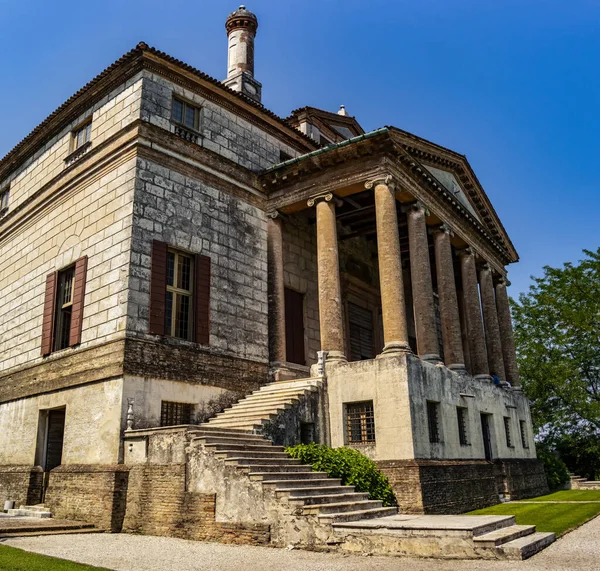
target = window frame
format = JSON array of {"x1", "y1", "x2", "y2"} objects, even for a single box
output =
[
  {"x1": 504, "y1": 416, "x2": 514, "y2": 448},
  {"x1": 53, "y1": 265, "x2": 75, "y2": 352},
  {"x1": 457, "y1": 406, "x2": 469, "y2": 446},
  {"x1": 345, "y1": 401, "x2": 376, "y2": 444},
  {"x1": 171, "y1": 96, "x2": 202, "y2": 132},
  {"x1": 165, "y1": 248, "x2": 194, "y2": 341},
  {"x1": 519, "y1": 420, "x2": 529, "y2": 448},
  {"x1": 427, "y1": 401, "x2": 441, "y2": 444},
  {"x1": 0, "y1": 186, "x2": 9, "y2": 215},
  {"x1": 71, "y1": 120, "x2": 92, "y2": 152},
  {"x1": 160, "y1": 401, "x2": 194, "y2": 427}
]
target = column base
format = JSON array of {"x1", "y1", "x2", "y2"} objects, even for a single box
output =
[
  {"x1": 420, "y1": 353, "x2": 442, "y2": 363},
  {"x1": 474, "y1": 373, "x2": 493, "y2": 382},
  {"x1": 377, "y1": 341, "x2": 411, "y2": 358},
  {"x1": 447, "y1": 363, "x2": 467, "y2": 373},
  {"x1": 325, "y1": 351, "x2": 347, "y2": 363}
]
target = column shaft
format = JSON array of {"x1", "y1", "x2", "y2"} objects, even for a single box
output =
[
  {"x1": 479, "y1": 264, "x2": 506, "y2": 380},
  {"x1": 312, "y1": 194, "x2": 346, "y2": 361},
  {"x1": 459, "y1": 250, "x2": 490, "y2": 378},
  {"x1": 267, "y1": 215, "x2": 286, "y2": 363},
  {"x1": 407, "y1": 204, "x2": 441, "y2": 362},
  {"x1": 372, "y1": 181, "x2": 410, "y2": 355},
  {"x1": 495, "y1": 279, "x2": 521, "y2": 387},
  {"x1": 433, "y1": 227, "x2": 465, "y2": 369}
]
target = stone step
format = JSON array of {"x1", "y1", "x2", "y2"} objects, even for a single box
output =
[
  {"x1": 204, "y1": 420, "x2": 265, "y2": 430},
  {"x1": 288, "y1": 492, "x2": 370, "y2": 506},
  {"x1": 473, "y1": 524, "x2": 536, "y2": 548},
  {"x1": 214, "y1": 450, "x2": 290, "y2": 460},
  {"x1": 276, "y1": 486, "x2": 356, "y2": 498},
  {"x1": 223, "y1": 457, "x2": 303, "y2": 466},
  {"x1": 498, "y1": 531, "x2": 556, "y2": 560},
  {"x1": 250, "y1": 471, "x2": 332, "y2": 481},
  {"x1": 18, "y1": 505, "x2": 48, "y2": 512},
  {"x1": 230, "y1": 396, "x2": 302, "y2": 408},
  {"x1": 189, "y1": 426, "x2": 258, "y2": 436},
  {"x1": 244, "y1": 387, "x2": 319, "y2": 399},
  {"x1": 261, "y1": 478, "x2": 343, "y2": 488},
  {"x1": 252, "y1": 380, "x2": 320, "y2": 393},
  {"x1": 303, "y1": 500, "x2": 383, "y2": 515},
  {"x1": 0, "y1": 528, "x2": 104, "y2": 538},
  {"x1": 209, "y1": 412, "x2": 279, "y2": 423},
  {"x1": 226, "y1": 400, "x2": 297, "y2": 413},
  {"x1": 204, "y1": 443, "x2": 285, "y2": 453},
  {"x1": 319, "y1": 506, "x2": 398, "y2": 523},
  {"x1": 7, "y1": 509, "x2": 52, "y2": 518},
  {"x1": 232, "y1": 463, "x2": 313, "y2": 473},
  {"x1": 192, "y1": 435, "x2": 272, "y2": 447}
]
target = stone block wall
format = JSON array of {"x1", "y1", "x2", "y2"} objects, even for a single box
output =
[
  {"x1": 127, "y1": 156, "x2": 269, "y2": 366},
  {"x1": 140, "y1": 72, "x2": 299, "y2": 171},
  {"x1": 44, "y1": 465, "x2": 130, "y2": 531},
  {"x1": 0, "y1": 465, "x2": 43, "y2": 507},
  {"x1": 123, "y1": 463, "x2": 270, "y2": 544},
  {"x1": 494, "y1": 459, "x2": 548, "y2": 500}
]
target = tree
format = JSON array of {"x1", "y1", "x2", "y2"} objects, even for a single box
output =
[{"x1": 510, "y1": 248, "x2": 600, "y2": 440}]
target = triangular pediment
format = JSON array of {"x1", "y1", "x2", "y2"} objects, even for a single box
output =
[{"x1": 287, "y1": 106, "x2": 364, "y2": 145}]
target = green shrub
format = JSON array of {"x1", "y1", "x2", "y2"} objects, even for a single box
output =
[
  {"x1": 285, "y1": 443, "x2": 397, "y2": 506},
  {"x1": 537, "y1": 444, "x2": 570, "y2": 491}
]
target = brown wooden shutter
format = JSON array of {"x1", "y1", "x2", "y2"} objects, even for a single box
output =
[
  {"x1": 149, "y1": 240, "x2": 168, "y2": 335},
  {"x1": 69, "y1": 256, "x2": 88, "y2": 346},
  {"x1": 195, "y1": 254, "x2": 211, "y2": 345},
  {"x1": 41, "y1": 272, "x2": 58, "y2": 356}
]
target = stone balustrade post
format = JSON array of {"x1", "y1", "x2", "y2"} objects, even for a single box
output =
[
  {"x1": 367, "y1": 177, "x2": 410, "y2": 356},
  {"x1": 308, "y1": 192, "x2": 346, "y2": 362},
  {"x1": 407, "y1": 202, "x2": 441, "y2": 362},
  {"x1": 432, "y1": 225, "x2": 465, "y2": 370}
]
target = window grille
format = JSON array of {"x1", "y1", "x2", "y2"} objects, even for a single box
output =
[
  {"x1": 161, "y1": 401, "x2": 193, "y2": 426},
  {"x1": 427, "y1": 401, "x2": 441, "y2": 443},
  {"x1": 520, "y1": 420, "x2": 529, "y2": 448},
  {"x1": 457, "y1": 407, "x2": 469, "y2": 446},
  {"x1": 504, "y1": 417, "x2": 513, "y2": 448},
  {"x1": 165, "y1": 250, "x2": 194, "y2": 340},
  {"x1": 346, "y1": 401, "x2": 375, "y2": 444}
]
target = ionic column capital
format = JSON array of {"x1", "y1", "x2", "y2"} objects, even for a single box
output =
[
  {"x1": 457, "y1": 246, "x2": 476, "y2": 259},
  {"x1": 307, "y1": 192, "x2": 333, "y2": 207},
  {"x1": 267, "y1": 210, "x2": 281, "y2": 220},
  {"x1": 365, "y1": 174, "x2": 394, "y2": 191},
  {"x1": 405, "y1": 201, "x2": 430, "y2": 216},
  {"x1": 432, "y1": 223, "x2": 454, "y2": 238},
  {"x1": 495, "y1": 276, "x2": 511, "y2": 287}
]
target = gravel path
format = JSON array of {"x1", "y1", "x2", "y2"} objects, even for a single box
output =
[{"x1": 2, "y1": 515, "x2": 599, "y2": 571}]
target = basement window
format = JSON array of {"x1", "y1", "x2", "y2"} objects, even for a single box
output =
[
  {"x1": 457, "y1": 406, "x2": 469, "y2": 446},
  {"x1": 161, "y1": 401, "x2": 193, "y2": 426},
  {"x1": 346, "y1": 401, "x2": 375, "y2": 444},
  {"x1": 427, "y1": 401, "x2": 441, "y2": 444},
  {"x1": 520, "y1": 420, "x2": 529, "y2": 448},
  {"x1": 504, "y1": 417, "x2": 514, "y2": 448}
]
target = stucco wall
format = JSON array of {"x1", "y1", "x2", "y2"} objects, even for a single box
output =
[{"x1": 0, "y1": 378, "x2": 124, "y2": 465}]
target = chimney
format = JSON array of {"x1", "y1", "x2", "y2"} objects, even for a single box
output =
[{"x1": 223, "y1": 5, "x2": 262, "y2": 103}]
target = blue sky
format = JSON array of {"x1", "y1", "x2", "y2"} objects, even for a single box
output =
[{"x1": 1, "y1": 0, "x2": 598, "y2": 297}]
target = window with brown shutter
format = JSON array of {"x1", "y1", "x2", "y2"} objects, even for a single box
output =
[
  {"x1": 69, "y1": 256, "x2": 88, "y2": 346},
  {"x1": 149, "y1": 240, "x2": 168, "y2": 335},
  {"x1": 195, "y1": 254, "x2": 211, "y2": 345},
  {"x1": 41, "y1": 273, "x2": 58, "y2": 355}
]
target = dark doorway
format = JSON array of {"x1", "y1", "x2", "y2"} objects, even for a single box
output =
[
  {"x1": 44, "y1": 409, "x2": 66, "y2": 472},
  {"x1": 284, "y1": 288, "x2": 305, "y2": 365},
  {"x1": 481, "y1": 413, "x2": 493, "y2": 461},
  {"x1": 348, "y1": 302, "x2": 374, "y2": 361}
]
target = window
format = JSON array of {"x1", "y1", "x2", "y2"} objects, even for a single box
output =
[
  {"x1": 0, "y1": 186, "x2": 9, "y2": 214},
  {"x1": 165, "y1": 249, "x2": 194, "y2": 340},
  {"x1": 160, "y1": 401, "x2": 193, "y2": 426},
  {"x1": 520, "y1": 420, "x2": 529, "y2": 448},
  {"x1": 172, "y1": 97, "x2": 201, "y2": 131},
  {"x1": 504, "y1": 417, "x2": 514, "y2": 448},
  {"x1": 346, "y1": 401, "x2": 375, "y2": 444},
  {"x1": 54, "y1": 266, "x2": 75, "y2": 351},
  {"x1": 427, "y1": 401, "x2": 441, "y2": 443},
  {"x1": 457, "y1": 407, "x2": 469, "y2": 446},
  {"x1": 72, "y1": 121, "x2": 92, "y2": 150}
]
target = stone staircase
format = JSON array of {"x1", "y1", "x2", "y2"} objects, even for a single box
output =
[
  {"x1": 189, "y1": 426, "x2": 396, "y2": 524},
  {"x1": 7, "y1": 504, "x2": 52, "y2": 518},
  {"x1": 204, "y1": 377, "x2": 322, "y2": 431},
  {"x1": 570, "y1": 473, "x2": 600, "y2": 490}
]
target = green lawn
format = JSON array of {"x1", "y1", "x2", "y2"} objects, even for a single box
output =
[
  {"x1": 468, "y1": 490, "x2": 600, "y2": 537},
  {"x1": 0, "y1": 545, "x2": 112, "y2": 571}
]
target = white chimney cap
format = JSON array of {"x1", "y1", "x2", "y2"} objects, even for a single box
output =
[{"x1": 337, "y1": 105, "x2": 349, "y2": 116}]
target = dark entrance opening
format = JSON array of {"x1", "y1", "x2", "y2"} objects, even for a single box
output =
[
  {"x1": 481, "y1": 413, "x2": 493, "y2": 461},
  {"x1": 284, "y1": 287, "x2": 305, "y2": 365},
  {"x1": 348, "y1": 302, "x2": 374, "y2": 361},
  {"x1": 36, "y1": 408, "x2": 66, "y2": 502}
]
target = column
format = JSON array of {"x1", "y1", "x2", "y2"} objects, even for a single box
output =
[
  {"x1": 479, "y1": 264, "x2": 506, "y2": 381},
  {"x1": 368, "y1": 178, "x2": 410, "y2": 356},
  {"x1": 432, "y1": 225, "x2": 465, "y2": 370},
  {"x1": 407, "y1": 202, "x2": 441, "y2": 362},
  {"x1": 266, "y1": 213, "x2": 286, "y2": 363},
  {"x1": 495, "y1": 277, "x2": 521, "y2": 387},
  {"x1": 307, "y1": 192, "x2": 346, "y2": 362},
  {"x1": 458, "y1": 248, "x2": 490, "y2": 379}
]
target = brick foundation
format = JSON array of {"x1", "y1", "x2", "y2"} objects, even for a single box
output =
[
  {"x1": 0, "y1": 465, "x2": 43, "y2": 507},
  {"x1": 44, "y1": 465, "x2": 130, "y2": 531},
  {"x1": 123, "y1": 464, "x2": 270, "y2": 545},
  {"x1": 494, "y1": 459, "x2": 548, "y2": 499}
]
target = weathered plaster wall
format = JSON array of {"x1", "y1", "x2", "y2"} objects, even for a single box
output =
[
  {"x1": 127, "y1": 157, "x2": 269, "y2": 364},
  {"x1": 0, "y1": 156, "x2": 136, "y2": 373},
  {"x1": 0, "y1": 378, "x2": 124, "y2": 465},
  {"x1": 0, "y1": 74, "x2": 143, "y2": 211},
  {"x1": 140, "y1": 72, "x2": 298, "y2": 171}
]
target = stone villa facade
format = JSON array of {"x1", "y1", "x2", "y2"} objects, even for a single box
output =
[{"x1": 0, "y1": 5, "x2": 547, "y2": 549}]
